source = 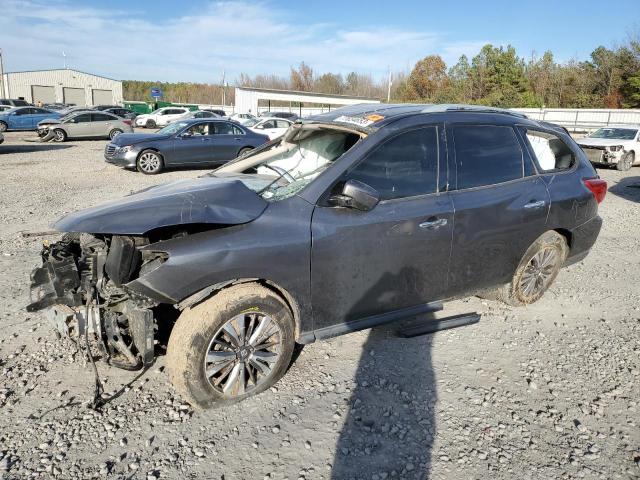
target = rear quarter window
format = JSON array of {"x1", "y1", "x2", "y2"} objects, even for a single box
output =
[
  {"x1": 520, "y1": 128, "x2": 575, "y2": 172},
  {"x1": 452, "y1": 125, "x2": 524, "y2": 189}
]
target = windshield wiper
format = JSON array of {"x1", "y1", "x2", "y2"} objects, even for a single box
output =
[{"x1": 257, "y1": 164, "x2": 295, "y2": 195}]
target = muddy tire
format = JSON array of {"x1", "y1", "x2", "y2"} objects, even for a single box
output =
[
  {"x1": 52, "y1": 129, "x2": 67, "y2": 142},
  {"x1": 616, "y1": 152, "x2": 634, "y2": 171},
  {"x1": 145, "y1": 119, "x2": 156, "y2": 129},
  {"x1": 167, "y1": 283, "x2": 296, "y2": 409},
  {"x1": 136, "y1": 150, "x2": 163, "y2": 174},
  {"x1": 492, "y1": 231, "x2": 568, "y2": 306}
]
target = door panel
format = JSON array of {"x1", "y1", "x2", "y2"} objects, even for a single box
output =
[{"x1": 310, "y1": 123, "x2": 452, "y2": 330}]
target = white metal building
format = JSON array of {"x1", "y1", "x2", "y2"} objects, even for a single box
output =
[
  {"x1": 0, "y1": 69, "x2": 123, "y2": 106},
  {"x1": 235, "y1": 86, "x2": 379, "y2": 115}
]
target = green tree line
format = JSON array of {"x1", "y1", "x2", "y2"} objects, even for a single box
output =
[{"x1": 123, "y1": 33, "x2": 640, "y2": 109}]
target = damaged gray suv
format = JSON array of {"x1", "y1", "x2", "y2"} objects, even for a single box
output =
[{"x1": 27, "y1": 104, "x2": 606, "y2": 408}]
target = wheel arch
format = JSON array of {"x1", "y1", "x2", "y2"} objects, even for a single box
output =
[
  {"x1": 553, "y1": 228, "x2": 572, "y2": 251},
  {"x1": 177, "y1": 278, "x2": 303, "y2": 342}
]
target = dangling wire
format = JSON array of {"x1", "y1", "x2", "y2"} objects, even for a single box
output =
[{"x1": 84, "y1": 286, "x2": 105, "y2": 410}]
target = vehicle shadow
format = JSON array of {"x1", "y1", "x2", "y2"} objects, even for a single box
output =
[
  {"x1": 0, "y1": 144, "x2": 74, "y2": 154},
  {"x1": 331, "y1": 322, "x2": 436, "y2": 479},
  {"x1": 608, "y1": 174, "x2": 640, "y2": 203}
]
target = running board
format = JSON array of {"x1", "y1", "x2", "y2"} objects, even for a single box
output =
[{"x1": 398, "y1": 312, "x2": 480, "y2": 338}]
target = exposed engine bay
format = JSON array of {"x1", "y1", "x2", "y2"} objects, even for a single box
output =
[{"x1": 27, "y1": 233, "x2": 162, "y2": 370}]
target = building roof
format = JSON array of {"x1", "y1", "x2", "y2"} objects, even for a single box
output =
[{"x1": 4, "y1": 68, "x2": 121, "y2": 82}]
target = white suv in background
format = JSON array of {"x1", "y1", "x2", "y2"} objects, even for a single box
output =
[{"x1": 135, "y1": 107, "x2": 190, "y2": 129}]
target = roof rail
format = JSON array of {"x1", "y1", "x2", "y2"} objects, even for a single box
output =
[{"x1": 420, "y1": 104, "x2": 528, "y2": 119}]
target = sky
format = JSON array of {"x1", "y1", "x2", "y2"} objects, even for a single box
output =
[{"x1": 0, "y1": 0, "x2": 638, "y2": 83}]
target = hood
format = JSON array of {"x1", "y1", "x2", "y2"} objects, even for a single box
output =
[
  {"x1": 111, "y1": 132, "x2": 171, "y2": 146},
  {"x1": 54, "y1": 177, "x2": 268, "y2": 235},
  {"x1": 577, "y1": 137, "x2": 633, "y2": 147}
]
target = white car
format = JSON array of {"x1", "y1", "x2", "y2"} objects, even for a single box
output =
[
  {"x1": 248, "y1": 117, "x2": 292, "y2": 140},
  {"x1": 577, "y1": 125, "x2": 640, "y2": 171},
  {"x1": 134, "y1": 107, "x2": 191, "y2": 129},
  {"x1": 229, "y1": 113, "x2": 258, "y2": 125}
]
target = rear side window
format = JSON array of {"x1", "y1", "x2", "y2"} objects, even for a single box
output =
[
  {"x1": 347, "y1": 127, "x2": 439, "y2": 200},
  {"x1": 521, "y1": 129, "x2": 575, "y2": 172},
  {"x1": 91, "y1": 113, "x2": 113, "y2": 121},
  {"x1": 453, "y1": 125, "x2": 523, "y2": 189}
]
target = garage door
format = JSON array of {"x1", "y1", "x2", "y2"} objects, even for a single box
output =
[
  {"x1": 92, "y1": 89, "x2": 113, "y2": 106},
  {"x1": 31, "y1": 85, "x2": 55, "y2": 104},
  {"x1": 63, "y1": 87, "x2": 86, "y2": 106}
]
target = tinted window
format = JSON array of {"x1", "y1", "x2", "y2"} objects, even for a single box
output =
[
  {"x1": 72, "y1": 113, "x2": 91, "y2": 123},
  {"x1": 211, "y1": 122, "x2": 235, "y2": 135},
  {"x1": 261, "y1": 120, "x2": 276, "y2": 129},
  {"x1": 14, "y1": 100, "x2": 29, "y2": 106},
  {"x1": 186, "y1": 123, "x2": 209, "y2": 136},
  {"x1": 522, "y1": 129, "x2": 575, "y2": 171},
  {"x1": 0, "y1": 100, "x2": 9, "y2": 105},
  {"x1": 453, "y1": 125, "x2": 523, "y2": 189},
  {"x1": 347, "y1": 127, "x2": 439, "y2": 200},
  {"x1": 14, "y1": 108, "x2": 30, "y2": 115},
  {"x1": 275, "y1": 120, "x2": 290, "y2": 128},
  {"x1": 91, "y1": 113, "x2": 113, "y2": 121},
  {"x1": 32, "y1": 108, "x2": 51, "y2": 114},
  {"x1": 232, "y1": 125, "x2": 244, "y2": 135}
]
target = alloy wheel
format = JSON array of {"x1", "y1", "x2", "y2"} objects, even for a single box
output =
[
  {"x1": 518, "y1": 247, "x2": 559, "y2": 299},
  {"x1": 204, "y1": 312, "x2": 282, "y2": 397},
  {"x1": 138, "y1": 152, "x2": 160, "y2": 173}
]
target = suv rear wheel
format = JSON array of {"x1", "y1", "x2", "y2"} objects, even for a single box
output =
[
  {"x1": 167, "y1": 283, "x2": 296, "y2": 409},
  {"x1": 492, "y1": 231, "x2": 568, "y2": 306}
]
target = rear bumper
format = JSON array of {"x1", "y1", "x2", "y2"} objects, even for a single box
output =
[{"x1": 564, "y1": 215, "x2": 602, "y2": 265}]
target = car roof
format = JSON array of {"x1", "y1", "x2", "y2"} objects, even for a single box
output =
[
  {"x1": 305, "y1": 103, "x2": 533, "y2": 132},
  {"x1": 257, "y1": 117, "x2": 291, "y2": 122},
  {"x1": 593, "y1": 124, "x2": 640, "y2": 129}
]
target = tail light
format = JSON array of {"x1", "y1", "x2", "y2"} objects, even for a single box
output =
[
  {"x1": 123, "y1": 119, "x2": 132, "y2": 126},
  {"x1": 583, "y1": 178, "x2": 607, "y2": 204}
]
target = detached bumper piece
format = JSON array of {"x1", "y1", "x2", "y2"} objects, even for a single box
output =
[
  {"x1": 398, "y1": 312, "x2": 480, "y2": 338},
  {"x1": 27, "y1": 242, "x2": 83, "y2": 312}
]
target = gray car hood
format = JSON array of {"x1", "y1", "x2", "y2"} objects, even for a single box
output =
[
  {"x1": 54, "y1": 177, "x2": 268, "y2": 235},
  {"x1": 111, "y1": 132, "x2": 172, "y2": 146}
]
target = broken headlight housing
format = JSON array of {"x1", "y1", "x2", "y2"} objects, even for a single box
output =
[{"x1": 607, "y1": 145, "x2": 623, "y2": 152}]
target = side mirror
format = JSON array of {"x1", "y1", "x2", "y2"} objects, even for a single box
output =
[{"x1": 329, "y1": 179, "x2": 379, "y2": 211}]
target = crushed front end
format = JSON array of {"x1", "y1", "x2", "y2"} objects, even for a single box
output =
[{"x1": 27, "y1": 233, "x2": 160, "y2": 370}]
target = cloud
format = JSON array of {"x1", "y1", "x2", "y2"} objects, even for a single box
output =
[{"x1": 0, "y1": 0, "x2": 491, "y2": 82}]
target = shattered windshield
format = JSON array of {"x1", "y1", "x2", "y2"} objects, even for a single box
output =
[
  {"x1": 589, "y1": 128, "x2": 638, "y2": 140},
  {"x1": 213, "y1": 127, "x2": 362, "y2": 201}
]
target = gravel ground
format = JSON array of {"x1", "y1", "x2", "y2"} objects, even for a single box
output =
[{"x1": 0, "y1": 130, "x2": 638, "y2": 480}]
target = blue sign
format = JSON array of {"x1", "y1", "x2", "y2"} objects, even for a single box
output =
[{"x1": 151, "y1": 87, "x2": 162, "y2": 99}]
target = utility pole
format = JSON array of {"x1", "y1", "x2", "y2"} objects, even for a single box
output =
[
  {"x1": 386, "y1": 67, "x2": 392, "y2": 103},
  {"x1": 0, "y1": 49, "x2": 5, "y2": 98},
  {"x1": 62, "y1": 51, "x2": 67, "y2": 69},
  {"x1": 221, "y1": 70, "x2": 226, "y2": 107}
]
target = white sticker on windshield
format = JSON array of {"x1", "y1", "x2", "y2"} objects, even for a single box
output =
[{"x1": 333, "y1": 115, "x2": 374, "y2": 127}]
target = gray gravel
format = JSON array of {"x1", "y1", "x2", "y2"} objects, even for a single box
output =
[{"x1": 0, "y1": 130, "x2": 639, "y2": 479}]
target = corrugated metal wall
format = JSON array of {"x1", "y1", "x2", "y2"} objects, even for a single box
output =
[{"x1": 1, "y1": 69, "x2": 123, "y2": 106}]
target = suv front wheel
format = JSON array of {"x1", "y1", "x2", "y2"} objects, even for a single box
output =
[{"x1": 167, "y1": 283, "x2": 296, "y2": 409}]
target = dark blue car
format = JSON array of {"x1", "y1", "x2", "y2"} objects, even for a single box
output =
[
  {"x1": 0, "y1": 107, "x2": 61, "y2": 131},
  {"x1": 104, "y1": 118, "x2": 270, "y2": 174}
]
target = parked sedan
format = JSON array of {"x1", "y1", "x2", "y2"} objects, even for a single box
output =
[
  {"x1": 103, "y1": 107, "x2": 138, "y2": 120},
  {"x1": 259, "y1": 111, "x2": 300, "y2": 121},
  {"x1": 174, "y1": 110, "x2": 220, "y2": 121},
  {"x1": 230, "y1": 112, "x2": 258, "y2": 125},
  {"x1": 577, "y1": 125, "x2": 640, "y2": 171},
  {"x1": 38, "y1": 111, "x2": 133, "y2": 142},
  {"x1": 104, "y1": 118, "x2": 270, "y2": 174},
  {"x1": 0, "y1": 107, "x2": 61, "y2": 132},
  {"x1": 248, "y1": 117, "x2": 293, "y2": 139}
]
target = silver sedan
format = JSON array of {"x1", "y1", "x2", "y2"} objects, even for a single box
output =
[{"x1": 38, "y1": 111, "x2": 134, "y2": 142}]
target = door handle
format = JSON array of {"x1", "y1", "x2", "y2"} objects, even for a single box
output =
[
  {"x1": 524, "y1": 200, "x2": 545, "y2": 210},
  {"x1": 419, "y1": 218, "x2": 448, "y2": 230},
  {"x1": 234, "y1": 137, "x2": 242, "y2": 141}
]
